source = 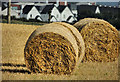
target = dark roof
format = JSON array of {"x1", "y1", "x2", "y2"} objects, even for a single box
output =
[
  {"x1": 35, "y1": 6, "x2": 41, "y2": 11},
  {"x1": 2, "y1": 2, "x2": 7, "y2": 10},
  {"x1": 40, "y1": 5, "x2": 54, "y2": 14},
  {"x1": 23, "y1": 5, "x2": 34, "y2": 14},
  {"x1": 67, "y1": 16, "x2": 73, "y2": 21},
  {"x1": 57, "y1": 5, "x2": 66, "y2": 13},
  {"x1": 67, "y1": 16, "x2": 76, "y2": 21},
  {"x1": 35, "y1": 6, "x2": 46, "y2": 12}
]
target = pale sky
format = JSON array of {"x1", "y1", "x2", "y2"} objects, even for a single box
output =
[
  {"x1": 0, "y1": 0, "x2": 120, "y2": 2},
  {"x1": 61, "y1": 0, "x2": 120, "y2": 2}
]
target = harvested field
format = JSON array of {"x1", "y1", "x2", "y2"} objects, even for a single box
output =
[
  {"x1": 2, "y1": 23, "x2": 40, "y2": 64},
  {"x1": 74, "y1": 18, "x2": 119, "y2": 62},
  {"x1": 24, "y1": 22, "x2": 85, "y2": 74},
  {"x1": 1, "y1": 23, "x2": 118, "y2": 80}
]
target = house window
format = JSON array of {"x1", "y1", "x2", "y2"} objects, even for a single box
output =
[{"x1": 30, "y1": 14, "x2": 32, "y2": 18}]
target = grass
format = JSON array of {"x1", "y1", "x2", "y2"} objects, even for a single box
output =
[
  {"x1": 1, "y1": 23, "x2": 119, "y2": 80},
  {"x1": 2, "y1": 19, "x2": 48, "y2": 26}
]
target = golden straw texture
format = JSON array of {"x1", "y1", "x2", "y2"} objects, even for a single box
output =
[
  {"x1": 74, "y1": 18, "x2": 119, "y2": 62},
  {"x1": 24, "y1": 22, "x2": 85, "y2": 74}
]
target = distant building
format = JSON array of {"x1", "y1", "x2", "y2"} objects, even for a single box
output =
[
  {"x1": 95, "y1": 6, "x2": 100, "y2": 14},
  {"x1": 57, "y1": 5, "x2": 77, "y2": 22},
  {"x1": 22, "y1": 5, "x2": 42, "y2": 21},
  {"x1": 40, "y1": 5, "x2": 60, "y2": 22},
  {"x1": 11, "y1": 4, "x2": 21, "y2": 10},
  {"x1": 1, "y1": 2, "x2": 21, "y2": 18},
  {"x1": 40, "y1": 4, "x2": 77, "y2": 23}
]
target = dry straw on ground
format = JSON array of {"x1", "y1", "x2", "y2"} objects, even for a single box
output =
[
  {"x1": 74, "y1": 18, "x2": 119, "y2": 62},
  {"x1": 24, "y1": 22, "x2": 85, "y2": 74},
  {"x1": 2, "y1": 23, "x2": 40, "y2": 64}
]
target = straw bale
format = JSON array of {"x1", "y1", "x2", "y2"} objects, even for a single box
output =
[
  {"x1": 74, "y1": 18, "x2": 119, "y2": 62},
  {"x1": 24, "y1": 22, "x2": 85, "y2": 74}
]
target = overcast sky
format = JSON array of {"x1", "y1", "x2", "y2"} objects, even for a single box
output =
[
  {"x1": 0, "y1": 0, "x2": 119, "y2": 2},
  {"x1": 61, "y1": 0, "x2": 120, "y2": 2}
]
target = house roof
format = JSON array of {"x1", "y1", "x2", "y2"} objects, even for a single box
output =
[
  {"x1": 57, "y1": 5, "x2": 66, "y2": 13},
  {"x1": 40, "y1": 5, "x2": 54, "y2": 14},
  {"x1": 67, "y1": 16, "x2": 76, "y2": 22},
  {"x1": 35, "y1": 5, "x2": 46, "y2": 12},
  {"x1": 67, "y1": 16, "x2": 73, "y2": 21},
  {"x1": 23, "y1": 5, "x2": 34, "y2": 14},
  {"x1": 35, "y1": 6, "x2": 41, "y2": 11},
  {"x1": 2, "y1": 3, "x2": 7, "y2": 11}
]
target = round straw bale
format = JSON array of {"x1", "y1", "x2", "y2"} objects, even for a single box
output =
[
  {"x1": 24, "y1": 22, "x2": 85, "y2": 74},
  {"x1": 74, "y1": 18, "x2": 119, "y2": 62}
]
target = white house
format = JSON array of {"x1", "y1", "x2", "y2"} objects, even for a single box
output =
[
  {"x1": 40, "y1": 5, "x2": 60, "y2": 22},
  {"x1": 57, "y1": 5, "x2": 77, "y2": 23},
  {"x1": 1, "y1": 3, "x2": 21, "y2": 18},
  {"x1": 22, "y1": 5, "x2": 42, "y2": 21},
  {"x1": 95, "y1": 6, "x2": 100, "y2": 14},
  {"x1": 40, "y1": 5, "x2": 77, "y2": 23},
  {"x1": 50, "y1": 6, "x2": 61, "y2": 22},
  {"x1": 1, "y1": 8, "x2": 21, "y2": 18},
  {"x1": 1, "y1": 8, "x2": 7, "y2": 16}
]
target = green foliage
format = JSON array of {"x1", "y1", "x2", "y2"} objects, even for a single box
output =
[{"x1": 77, "y1": 10, "x2": 120, "y2": 30}]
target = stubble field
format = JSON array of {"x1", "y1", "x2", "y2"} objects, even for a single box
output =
[{"x1": 1, "y1": 23, "x2": 119, "y2": 80}]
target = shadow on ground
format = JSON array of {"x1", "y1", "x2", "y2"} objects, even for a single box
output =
[{"x1": 1, "y1": 63, "x2": 31, "y2": 74}]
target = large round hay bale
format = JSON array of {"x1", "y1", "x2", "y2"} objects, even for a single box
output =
[
  {"x1": 24, "y1": 22, "x2": 85, "y2": 74},
  {"x1": 74, "y1": 18, "x2": 119, "y2": 62}
]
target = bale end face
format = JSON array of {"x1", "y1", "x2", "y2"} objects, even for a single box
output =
[{"x1": 74, "y1": 18, "x2": 119, "y2": 62}]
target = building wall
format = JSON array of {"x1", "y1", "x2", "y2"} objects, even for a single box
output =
[
  {"x1": 61, "y1": 7, "x2": 74, "y2": 21},
  {"x1": 51, "y1": 7, "x2": 60, "y2": 21},
  {"x1": 41, "y1": 14, "x2": 49, "y2": 21},
  {"x1": 22, "y1": 14, "x2": 27, "y2": 19},
  {"x1": 11, "y1": 10, "x2": 21, "y2": 18},
  {"x1": 1, "y1": 8, "x2": 20, "y2": 18}
]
